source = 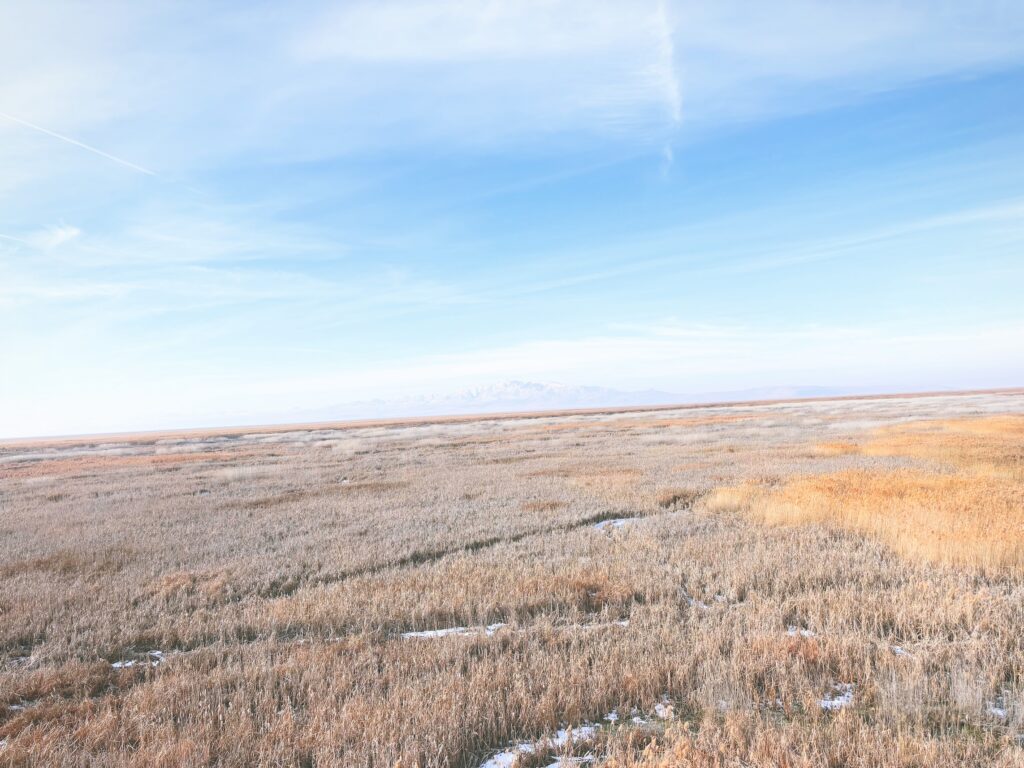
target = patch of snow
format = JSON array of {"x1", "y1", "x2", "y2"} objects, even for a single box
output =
[
  {"x1": 480, "y1": 749, "x2": 526, "y2": 768},
  {"x1": 111, "y1": 649, "x2": 167, "y2": 669},
  {"x1": 819, "y1": 684, "x2": 855, "y2": 711},
  {"x1": 478, "y1": 726, "x2": 598, "y2": 768},
  {"x1": 683, "y1": 594, "x2": 709, "y2": 610},
  {"x1": 403, "y1": 623, "x2": 506, "y2": 640},
  {"x1": 8, "y1": 704, "x2": 25, "y2": 712},
  {"x1": 891, "y1": 646, "x2": 912, "y2": 657},
  {"x1": 986, "y1": 693, "x2": 1010, "y2": 720},
  {"x1": 654, "y1": 702, "x2": 674, "y2": 719},
  {"x1": 546, "y1": 727, "x2": 597, "y2": 748},
  {"x1": 787, "y1": 626, "x2": 816, "y2": 638},
  {"x1": 605, "y1": 710, "x2": 618, "y2": 723},
  {"x1": 593, "y1": 518, "x2": 638, "y2": 533},
  {"x1": 0, "y1": 738, "x2": 7, "y2": 750}
]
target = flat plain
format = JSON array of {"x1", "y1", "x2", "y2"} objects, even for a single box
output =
[{"x1": 1, "y1": 391, "x2": 1023, "y2": 767}]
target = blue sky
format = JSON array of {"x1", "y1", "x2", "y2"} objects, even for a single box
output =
[{"x1": 2, "y1": 1, "x2": 1024, "y2": 437}]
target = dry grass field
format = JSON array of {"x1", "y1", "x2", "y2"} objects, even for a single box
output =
[{"x1": 1, "y1": 392, "x2": 1024, "y2": 767}]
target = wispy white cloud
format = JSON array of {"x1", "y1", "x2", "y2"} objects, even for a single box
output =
[
  {"x1": 179, "y1": 319, "x2": 1024, "y2": 411},
  {"x1": 298, "y1": 0, "x2": 651, "y2": 62},
  {"x1": 2, "y1": 0, "x2": 1022, "y2": 176},
  {"x1": 290, "y1": 0, "x2": 685, "y2": 142},
  {"x1": 6, "y1": 316, "x2": 1020, "y2": 438},
  {"x1": 452, "y1": 195, "x2": 1024, "y2": 300},
  {"x1": 2, "y1": 0, "x2": 1023, "y2": 438},
  {"x1": 28, "y1": 223, "x2": 81, "y2": 250},
  {"x1": 652, "y1": 0, "x2": 682, "y2": 125},
  {"x1": 670, "y1": 1, "x2": 1024, "y2": 127},
  {"x1": 0, "y1": 224, "x2": 80, "y2": 253},
  {"x1": 0, "y1": 111, "x2": 156, "y2": 175}
]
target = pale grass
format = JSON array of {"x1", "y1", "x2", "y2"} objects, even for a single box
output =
[{"x1": 1, "y1": 393, "x2": 1023, "y2": 766}]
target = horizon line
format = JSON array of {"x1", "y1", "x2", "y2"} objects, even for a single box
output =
[{"x1": 4, "y1": 385, "x2": 1023, "y2": 448}]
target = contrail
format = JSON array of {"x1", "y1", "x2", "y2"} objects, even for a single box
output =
[
  {"x1": 654, "y1": 0, "x2": 682, "y2": 125},
  {"x1": 0, "y1": 110, "x2": 156, "y2": 176}
]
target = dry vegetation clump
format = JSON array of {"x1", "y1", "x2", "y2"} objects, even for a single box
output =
[
  {"x1": 711, "y1": 415, "x2": 1024, "y2": 572},
  {"x1": 0, "y1": 393, "x2": 1023, "y2": 766},
  {"x1": 601, "y1": 714, "x2": 1020, "y2": 767},
  {"x1": 655, "y1": 488, "x2": 700, "y2": 509}
]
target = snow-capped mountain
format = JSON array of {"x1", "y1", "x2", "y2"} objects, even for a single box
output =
[
  {"x1": 287, "y1": 381, "x2": 684, "y2": 421},
  {"x1": 391, "y1": 380, "x2": 684, "y2": 413},
  {"x1": 276, "y1": 381, "x2": 888, "y2": 423}
]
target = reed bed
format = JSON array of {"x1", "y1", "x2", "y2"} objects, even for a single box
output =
[{"x1": 0, "y1": 393, "x2": 1022, "y2": 766}]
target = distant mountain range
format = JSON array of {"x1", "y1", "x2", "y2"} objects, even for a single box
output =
[{"x1": 279, "y1": 381, "x2": 900, "y2": 423}]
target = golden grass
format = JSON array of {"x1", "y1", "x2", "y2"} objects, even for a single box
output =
[
  {"x1": 521, "y1": 500, "x2": 566, "y2": 512},
  {"x1": 709, "y1": 469, "x2": 1024, "y2": 571},
  {"x1": 720, "y1": 415, "x2": 1024, "y2": 572}
]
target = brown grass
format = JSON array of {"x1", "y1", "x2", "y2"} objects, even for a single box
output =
[
  {"x1": 655, "y1": 488, "x2": 700, "y2": 509},
  {"x1": 521, "y1": 500, "x2": 566, "y2": 512},
  {"x1": 712, "y1": 415, "x2": 1024, "y2": 572},
  {"x1": 1, "y1": 394, "x2": 1023, "y2": 766}
]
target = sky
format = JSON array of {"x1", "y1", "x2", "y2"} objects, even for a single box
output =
[{"x1": 2, "y1": 1, "x2": 1024, "y2": 437}]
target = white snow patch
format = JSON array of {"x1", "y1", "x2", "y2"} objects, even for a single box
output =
[
  {"x1": 987, "y1": 688, "x2": 1013, "y2": 719},
  {"x1": 593, "y1": 518, "x2": 638, "y2": 533},
  {"x1": 480, "y1": 750, "x2": 523, "y2": 768},
  {"x1": 111, "y1": 650, "x2": 167, "y2": 669},
  {"x1": 654, "y1": 702, "x2": 674, "y2": 719},
  {"x1": 819, "y1": 684, "x2": 855, "y2": 711},
  {"x1": 891, "y1": 646, "x2": 912, "y2": 657},
  {"x1": 683, "y1": 594, "x2": 709, "y2": 610},
  {"x1": 479, "y1": 726, "x2": 598, "y2": 768},
  {"x1": 787, "y1": 626, "x2": 816, "y2": 638},
  {"x1": 403, "y1": 623, "x2": 506, "y2": 640},
  {"x1": 545, "y1": 727, "x2": 598, "y2": 748}
]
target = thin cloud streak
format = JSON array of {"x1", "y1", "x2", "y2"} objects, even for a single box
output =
[
  {"x1": 653, "y1": 0, "x2": 682, "y2": 125},
  {"x1": 0, "y1": 110, "x2": 156, "y2": 176}
]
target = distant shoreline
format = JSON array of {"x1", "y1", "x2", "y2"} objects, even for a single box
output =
[{"x1": 4, "y1": 386, "x2": 1022, "y2": 448}]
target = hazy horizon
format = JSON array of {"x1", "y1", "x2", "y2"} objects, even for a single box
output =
[
  {"x1": 6, "y1": 382, "x2": 1021, "y2": 442},
  {"x1": 3, "y1": 1, "x2": 1024, "y2": 437}
]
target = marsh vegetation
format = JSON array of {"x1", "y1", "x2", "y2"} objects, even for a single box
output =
[{"x1": 1, "y1": 393, "x2": 1022, "y2": 766}]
